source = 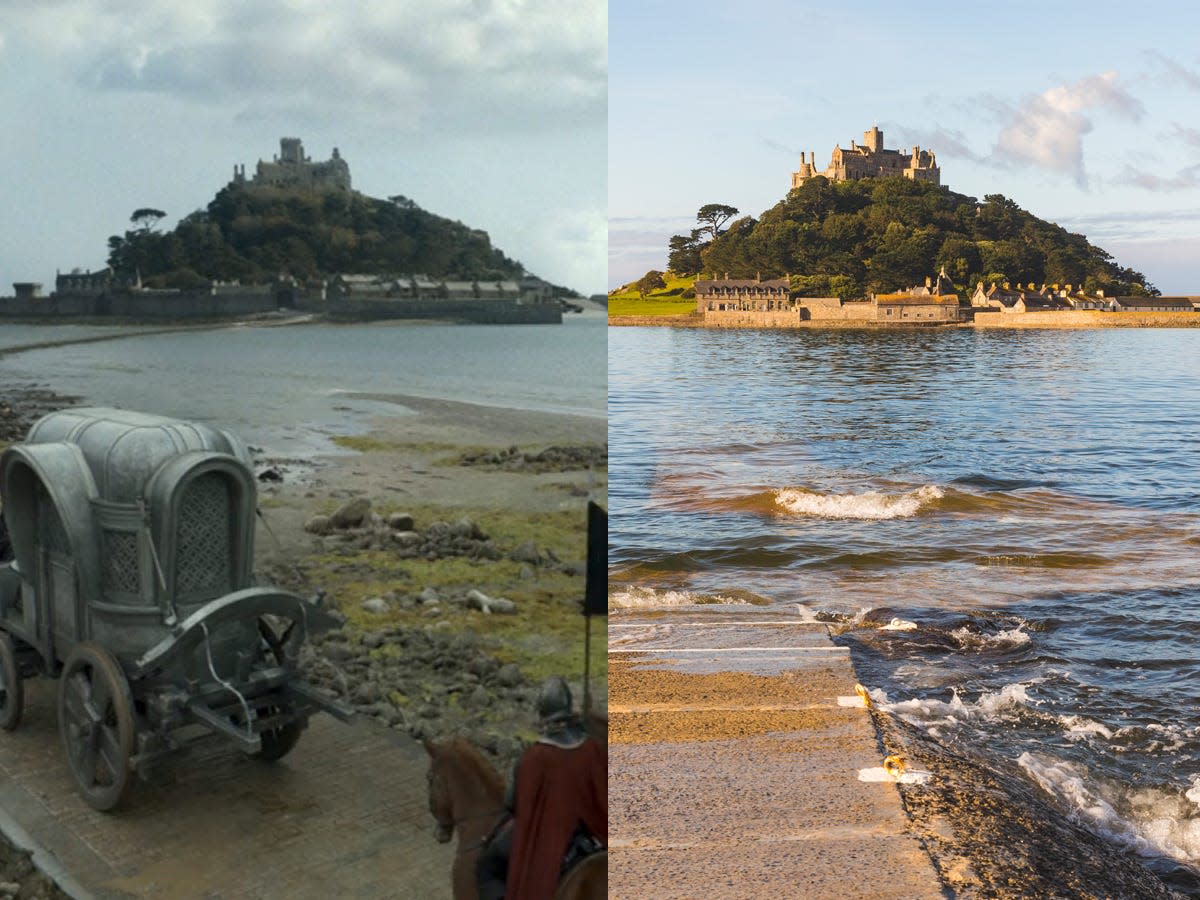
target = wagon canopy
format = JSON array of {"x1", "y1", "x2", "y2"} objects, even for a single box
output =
[{"x1": 0, "y1": 408, "x2": 260, "y2": 631}]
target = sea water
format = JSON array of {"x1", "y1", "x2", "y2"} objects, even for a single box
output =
[
  {"x1": 0, "y1": 313, "x2": 606, "y2": 454},
  {"x1": 609, "y1": 325, "x2": 1200, "y2": 891}
]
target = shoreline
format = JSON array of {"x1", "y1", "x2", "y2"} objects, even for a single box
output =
[{"x1": 609, "y1": 313, "x2": 1200, "y2": 329}]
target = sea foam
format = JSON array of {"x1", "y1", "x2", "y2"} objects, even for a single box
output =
[
  {"x1": 775, "y1": 485, "x2": 944, "y2": 520},
  {"x1": 1019, "y1": 751, "x2": 1200, "y2": 864},
  {"x1": 608, "y1": 586, "x2": 752, "y2": 610}
]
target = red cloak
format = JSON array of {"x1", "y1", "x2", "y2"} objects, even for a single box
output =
[{"x1": 506, "y1": 737, "x2": 607, "y2": 899}]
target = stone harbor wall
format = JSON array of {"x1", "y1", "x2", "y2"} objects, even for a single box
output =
[
  {"x1": 326, "y1": 298, "x2": 563, "y2": 325},
  {"x1": 701, "y1": 309, "x2": 802, "y2": 328},
  {"x1": 0, "y1": 288, "x2": 281, "y2": 320}
]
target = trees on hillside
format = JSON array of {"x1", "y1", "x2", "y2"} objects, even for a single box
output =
[
  {"x1": 105, "y1": 187, "x2": 525, "y2": 287},
  {"x1": 680, "y1": 177, "x2": 1156, "y2": 297}
]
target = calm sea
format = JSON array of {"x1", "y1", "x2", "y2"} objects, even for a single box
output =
[
  {"x1": 609, "y1": 325, "x2": 1200, "y2": 891},
  {"x1": 0, "y1": 313, "x2": 606, "y2": 454}
]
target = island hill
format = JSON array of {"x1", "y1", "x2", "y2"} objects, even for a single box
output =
[
  {"x1": 613, "y1": 126, "x2": 1199, "y2": 327},
  {"x1": 2, "y1": 138, "x2": 574, "y2": 325}
]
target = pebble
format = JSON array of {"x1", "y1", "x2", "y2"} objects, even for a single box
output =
[{"x1": 361, "y1": 597, "x2": 389, "y2": 614}]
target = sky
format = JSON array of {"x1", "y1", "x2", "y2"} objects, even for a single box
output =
[
  {"x1": 610, "y1": 0, "x2": 1200, "y2": 294},
  {"x1": 0, "y1": 0, "x2": 606, "y2": 297}
]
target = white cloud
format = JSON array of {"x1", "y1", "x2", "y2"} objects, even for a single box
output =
[
  {"x1": 990, "y1": 72, "x2": 1144, "y2": 189},
  {"x1": 1146, "y1": 50, "x2": 1200, "y2": 92},
  {"x1": 5, "y1": 0, "x2": 606, "y2": 134}
]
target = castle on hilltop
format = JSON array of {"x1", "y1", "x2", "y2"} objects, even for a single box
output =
[
  {"x1": 232, "y1": 138, "x2": 351, "y2": 192},
  {"x1": 791, "y1": 126, "x2": 940, "y2": 189}
]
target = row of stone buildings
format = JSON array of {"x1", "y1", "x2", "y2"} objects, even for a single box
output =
[
  {"x1": 695, "y1": 268, "x2": 962, "y2": 324},
  {"x1": 694, "y1": 270, "x2": 1200, "y2": 326},
  {"x1": 969, "y1": 281, "x2": 1197, "y2": 314},
  {"x1": 2, "y1": 267, "x2": 563, "y2": 324}
]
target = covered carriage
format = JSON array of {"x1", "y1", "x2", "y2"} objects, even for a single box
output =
[{"x1": 0, "y1": 408, "x2": 351, "y2": 810}]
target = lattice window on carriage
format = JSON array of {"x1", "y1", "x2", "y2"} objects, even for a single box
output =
[
  {"x1": 38, "y1": 500, "x2": 71, "y2": 555},
  {"x1": 102, "y1": 530, "x2": 140, "y2": 596},
  {"x1": 176, "y1": 473, "x2": 233, "y2": 597}
]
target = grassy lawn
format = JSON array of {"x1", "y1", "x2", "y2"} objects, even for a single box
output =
[
  {"x1": 608, "y1": 272, "x2": 698, "y2": 317},
  {"x1": 608, "y1": 297, "x2": 697, "y2": 317},
  {"x1": 297, "y1": 503, "x2": 606, "y2": 687}
]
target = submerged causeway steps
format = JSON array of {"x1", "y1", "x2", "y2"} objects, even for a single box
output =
[{"x1": 608, "y1": 610, "x2": 943, "y2": 899}]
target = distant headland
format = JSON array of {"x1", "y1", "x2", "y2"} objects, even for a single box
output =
[
  {"x1": 611, "y1": 126, "x2": 1195, "y2": 328},
  {"x1": 2, "y1": 138, "x2": 575, "y2": 325}
]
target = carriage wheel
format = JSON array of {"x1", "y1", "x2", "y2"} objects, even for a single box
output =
[
  {"x1": 58, "y1": 642, "x2": 136, "y2": 811},
  {"x1": 0, "y1": 633, "x2": 23, "y2": 732},
  {"x1": 252, "y1": 705, "x2": 304, "y2": 762}
]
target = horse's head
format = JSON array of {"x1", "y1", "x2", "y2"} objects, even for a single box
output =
[{"x1": 423, "y1": 739, "x2": 455, "y2": 844}]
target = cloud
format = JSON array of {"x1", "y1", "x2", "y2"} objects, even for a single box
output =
[
  {"x1": 5, "y1": 1, "x2": 606, "y2": 134},
  {"x1": 1111, "y1": 162, "x2": 1200, "y2": 192},
  {"x1": 608, "y1": 217, "x2": 693, "y2": 288},
  {"x1": 889, "y1": 124, "x2": 984, "y2": 162},
  {"x1": 1170, "y1": 124, "x2": 1200, "y2": 151},
  {"x1": 989, "y1": 72, "x2": 1144, "y2": 189},
  {"x1": 1145, "y1": 50, "x2": 1200, "y2": 91},
  {"x1": 1052, "y1": 206, "x2": 1200, "y2": 240}
]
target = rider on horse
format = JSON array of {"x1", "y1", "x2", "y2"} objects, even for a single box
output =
[{"x1": 478, "y1": 676, "x2": 607, "y2": 900}]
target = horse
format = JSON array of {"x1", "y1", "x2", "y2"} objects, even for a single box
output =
[
  {"x1": 424, "y1": 737, "x2": 506, "y2": 900},
  {"x1": 423, "y1": 737, "x2": 607, "y2": 900}
]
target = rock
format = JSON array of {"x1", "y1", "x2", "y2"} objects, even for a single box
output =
[
  {"x1": 353, "y1": 681, "x2": 383, "y2": 704},
  {"x1": 392, "y1": 530, "x2": 421, "y2": 546},
  {"x1": 519, "y1": 565, "x2": 535, "y2": 580},
  {"x1": 304, "y1": 515, "x2": 334, "y2": 535},
  {"x1": 361, "y1": 596, "x2": 389, "y2": 614},
  {"x1": 360, "y1": 632, "x2": 386, "y2": 649},
  {"x1": 418, "y1": 587, "x2": 440, "y2": 605},
  {"x1": 487, "y1": 597, "x2": 517, "y2": 615},
  {"x1": 257, "y1": 466, "x2": 284, "y2": 482},
  {"x1": 497, "y1": 663, "x2": 522, "y2": 687},
  {"x1": 509, "y1": 541, "x2": 542, "y2": 566},
  {"x1": 331, "y1": 497, "x2": 372, "y2": 529},
  {"x1": 562, "y1": 560, "x2": 588, "y2": 577},
  {"x1": 468, "y1": 685, "x2": 491, "y2": 708},
  {"x1": 467, "y1": 590, "x2": 517, "y2": 615},
  {"x1": 322, "y1": 644, "x2": 355, "y2": 663},
  {"x1": 424, "y1": 606, "x2": 442, "y2": 617},
  {"x1": 388, "y1": 512, "x2": 415, "y2": 531}
]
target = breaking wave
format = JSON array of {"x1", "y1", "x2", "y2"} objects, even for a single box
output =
[
  {"x1": 775, "y1": 485, "x2": 944, "y2": 520},
  {"x1": 607, "y1": 586, "x2": 767, "y2": 609},
  {"x1": 1019, "y1": 751, "x2": 1200, "y2": 864}
]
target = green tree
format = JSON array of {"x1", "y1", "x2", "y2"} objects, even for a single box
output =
[
  {"x1": 635, "y1": 270, "x2": 666, "y2": 298},
  {"x1": 695, "y1": 204, "x2": 739, "y2": 241},
  {"x1": 667, "y1": 231, "x2": 705, "y2": 275}
]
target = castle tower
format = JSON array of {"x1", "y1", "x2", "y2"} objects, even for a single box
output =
[
  {"x1": 279, "y1": 137, "x2": 304, "y2": 164},
  {"x1": 864, "y1": 126, "x2": 882, "y2": 153}
]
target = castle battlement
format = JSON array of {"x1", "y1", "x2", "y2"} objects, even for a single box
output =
[
  {"x1": 791, "y1": 126, "x2": 940, "y2": 190},
  {"x1": 232, "y1": 138, "x2": 351, "y2": 193}
]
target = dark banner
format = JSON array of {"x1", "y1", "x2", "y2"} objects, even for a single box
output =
[{"x1": 584, "y1": 501, "x2": 607, "y2": 616}]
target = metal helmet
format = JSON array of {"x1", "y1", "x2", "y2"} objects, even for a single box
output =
[{"x1": 536, "y1": 676, "x2": 574, "y2": 723}]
